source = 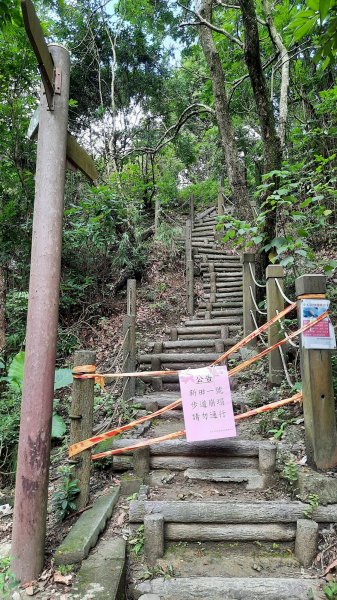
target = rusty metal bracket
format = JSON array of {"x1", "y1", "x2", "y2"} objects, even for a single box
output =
[{"x1": 54, "y1": 67, "x2": 62, "y2": 94}]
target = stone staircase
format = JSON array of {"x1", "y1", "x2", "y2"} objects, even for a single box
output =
[
  {"x1": 119, "y1": 205, "x2": 325, "y2": 599},
  {"x1": 138, "y1": 206, "x2": 243, "y2": 391}
]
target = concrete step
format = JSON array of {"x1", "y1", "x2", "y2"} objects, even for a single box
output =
[
  {"x1": 184, "y1": 468, "x2": 266, "y2": 490},
  {"x1": 134, "y1": 577, "x2": 322, "y2": 600}
]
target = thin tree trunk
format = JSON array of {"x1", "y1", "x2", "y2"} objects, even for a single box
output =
[
  {"x1": 0, "y1": 266, "x2": 6, "y2": 355},
  {"x1": 263, "y1": 0, "x2": 290, "y2": 150},
  {"x1": 197, "y1": 0, "x2": 251, "y2": 219}
]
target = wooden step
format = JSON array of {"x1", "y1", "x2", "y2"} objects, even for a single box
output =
[
  {"x1": 148, "y1": 339, "x2": 236, "y2": 350},
  {"x1": 203, "y1": 293, "x2": 243, "y2": 299},
  {"x1": 177, "y1": 325, "x2": 241, "y2": 336},
  {"x1": 200, "y1": 262, "x2": 242, "y2": 269},
  {"x1": 203, "y1": 282, "x2": 243, "y2": 289},
  {"x1": 139, "y1": 352, "x2": 228, "y2": 363},
  {"x1": 197, "y1": 310, "x2": 243, "y2": 318},
  {"x1": 184, "y1": 317, "x2": 242, "y2": 326},
  {"x1": 134, "y1": 577, "x2": 321, "y2": 600},
  {"x1": 198, "y1": 301, "x2": 243, "y2": 308}
]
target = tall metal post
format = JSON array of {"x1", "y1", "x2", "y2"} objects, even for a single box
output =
[
  {"x1": 296, "y1": 274, "x2": 337, "y2": 469},
  {"x1": 12, "y1": 44, "x2": 70, "y2": 583}
]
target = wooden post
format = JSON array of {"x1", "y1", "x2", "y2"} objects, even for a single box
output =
[
  {"x1": 189, "y1": 194, "x2": 194, "y2": 225},
  {"x1": 154, "y1": 197, "x2": 160, "y2": 235},
  {"x1": 186, "y1": 259, "x2": 194, "y2": 317},
  {"x1": 152, "y1": 342, "x2": 163, "y2": 391},
  {"x1": 127, "y1": 278, "x2": 137, "y2": 317},
  {"x1": 70, "y1": 350, "x2": 95, "y2": 510},
  {"x1": 217, "y1": 179, "x2": 225, "y2": 216},
  {"x1": 0, "y1": 265, "x2": 6, "y2": 355},
  {"x1": 295, "y1": 274, "x2": 337, "y2": 469},
  {"x1": 241, "y1": 253, "x2": 256, "y2": 346},
  {"x1": 266, "y1": 265, "x2": 285, "y2": 384},
  {"x1": 122, "y1": 279, "x2": 136, "y2": 399},
  {"x1": 185, "y1": 218, "x2": 192, "y2": 262},
  {"x1": 185, "y1": 219, "x2": 194, "y2": 315}
]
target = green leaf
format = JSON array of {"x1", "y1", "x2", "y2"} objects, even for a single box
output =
[
  {"x1": 52, "y1": 413, "x2": 67, "y2": 439},
  {"x1": 54, "y1": 368, "x2": 73, "y2": 390},
  {"x1": 319, "y1": 0, "x2": 330, "y2": 23},
  {"x1": 7, "y1": 351, "x2": 25, "y2": 390},
  {"x1": 280, "y1": 256, "x2": 295, "y2": 267},
  {"x1": 323, "y1": 209, "x2": 333, "y2": 216}
]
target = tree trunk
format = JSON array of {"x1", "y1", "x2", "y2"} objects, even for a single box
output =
[
  {"x1": 0, "y1": 266, "x2": 6, "y2": 356},
  {"x1": 197, "y1": 0, "x2": 251, "y2": 219},
  {"x1": 239, "y1": 0, "x2": 282, "y2": 174},
  {"x1": 239, "y1": 0, "x2": 283, "y2": 270},
  {"x1": 263, "y1": 0, "x2": 290, "y2": 150}
]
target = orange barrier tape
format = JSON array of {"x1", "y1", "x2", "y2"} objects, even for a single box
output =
[
  {"x1": 73, "y1": 364, "x2": 105, "y2": 388},
  {"x1": 72, "y1": 302, "x2": 297, "y2": 384},
  {"x1": 69, "y1": 310, "x2": 328, "y2": 458},
  {"x1": 91, "y1": 392, "x2": 303, "y2": 460},
  {"x1": 69, "y1": 398, "x2": 182, "y2": 457},
  {"x1": 229, "y1": 310, "x2": 328, "y2": 377}
]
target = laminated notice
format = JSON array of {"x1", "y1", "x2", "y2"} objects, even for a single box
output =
[
  {"x1": 301, "y1": 298, "x2": 336, "y2": 350},
  {"x1": 179, "y1": 366, "x2": 236, "y2": 442}
]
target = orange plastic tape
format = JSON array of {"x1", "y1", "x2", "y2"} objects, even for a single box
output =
[
  {"x1": 72, "y1": 302, "x2": 297, "y2": 383},
  {"x1": 91, "y1": 392, "x2": 303, "y2": 460},
  {"x1": 68, "y1": 310, "x2": 328, "y2": 458}
]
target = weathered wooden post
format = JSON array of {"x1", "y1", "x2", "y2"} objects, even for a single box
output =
[
  {"x1": 266, "y1": 265, "x2": 285, "y2": 384},
  {"x1": 189, "y1": 194, "x2": 194, "y2": 225},
  {"x1": 217, "y1": 179, "x2": 225, "y2": 216},
  {"x1": 241, "y1": 253, "x2": 256, "y2": 346},
  {"x1": 122, "y1": 279, "x2": 137, "y2": 400},
  {"x1": 12, "y1": 0, "x2": 98, "y2": 583},
  {"x1": 295, "y1": 274, "x2": 337, "y2": 469},
  {"x1": 70, "y1": 350, "x2": 96, "y2": 510},
  {"x1": 185, "y1": 218, "x2": 194, "y2": 316}
]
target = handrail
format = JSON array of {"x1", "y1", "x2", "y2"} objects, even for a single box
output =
[
  {"x1": 249, "y1": 262, "x2": 266, "y2": 288},
  {"x1": 249, "y1": 285, "x2": 267, "y2": 315}
]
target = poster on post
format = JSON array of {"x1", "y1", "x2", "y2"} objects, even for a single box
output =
[
  {"x1": 179, "y1": 366, "x2": 236, "y2": 442},
  {"x1": 300, "y1": 298, "x2": 336, "y2": 350}
]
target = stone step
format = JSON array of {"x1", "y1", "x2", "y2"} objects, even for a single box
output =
[
  {"x1": 184, "y1": 468, "x2": 266, "y2": 490},
  {"x1": 166, "y1": 523, "x2": 296, "y2": 542},
  {"x1": 115, "y1": 455, "x2": 259, "y2": 472},
  {"x1": 134, "y1": 577, "x2": 322, "y2": 600},
  {"x1": 112, "y1": 437, "x2": 275, "y2": 457}
]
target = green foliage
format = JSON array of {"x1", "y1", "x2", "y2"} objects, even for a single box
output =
[
  {"x1": 217, "y1": 158, "x2": 337, "y2": 270},
  {"x1": 129, "y1": 525, "x2": 145, "y2": 555},
  {"x1": 52, "y1": 465, "x2": 80, "y2": 521},
  {"x1": 324, "y1": 581, "x2": 337, "y2": 600},
  {"x1": 0, "y1": 556, "x2": 17, "y2": 598},
  {"x1": 303, "y1": 494, "x2": 320, "y2": 518},
  {"x1": 0, "y1": 351, "x2": 72, "y2": 478},
  {"x1": 142, "y1": 564, "x2": 175, "y2": 580},
  {"x1": 282, "y1": 459, "x2": 299, "y2": 492}
]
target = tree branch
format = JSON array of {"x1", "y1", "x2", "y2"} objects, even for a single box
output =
[
  {"x1": 122, "y1": 103, "x2": 215, "y2": 158},
  {"x1": 215, "y1": 0, "x2": 267, "y2": 25},
  {"x1": 177, "y1": 1, "x2": 243, "y2": 48}
]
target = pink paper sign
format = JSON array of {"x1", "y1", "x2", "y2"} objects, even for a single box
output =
[{"x1": 179, "y1": 366, "x2": 236, "y2": 442}]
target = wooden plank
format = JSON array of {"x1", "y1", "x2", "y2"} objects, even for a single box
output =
[
  {"x1": 166, "y1": 523, "x2": 295, "y2": 542},
  {"x1": 129, "y1": 500, "x2": 337, "y2": 524},
  {"x1": 21, "y1": 0, "x2": 54, "y2": 110},
  {"x1": 26, "y1": 113, "x2": 98, "y2": 183},
  {"x1": 66, "y1": 134, "x2": 98, "y2": 183}
]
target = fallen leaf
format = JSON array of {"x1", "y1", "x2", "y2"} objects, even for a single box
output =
[
  {"x1": 116, "y1": 511, "x2": 126, "y2": 526},
  {"x1": 25, "y1": 586, "x2": 35, "y2": 596},
  {"x1": 324, "y1": 558, "x2": 337, "y2": 575},
  {"x1": 53, "y1": 572, "x2": 72, "y2": 585}
]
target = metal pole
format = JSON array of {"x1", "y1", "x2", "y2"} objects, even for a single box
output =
[{"x1": 12, "y1": 44, "x2": 70, "y2": 583}]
